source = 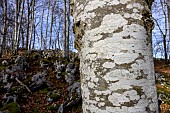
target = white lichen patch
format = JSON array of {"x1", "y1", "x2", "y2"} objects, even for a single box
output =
[
  {"x1": 83, "y1": 13, "x2": 128, "y2": 39},
  {"x1": 100, "y1": 14, "x2": 128, "y2": 33},
  {"x1": 133, "y1": 8, "x2": 139, "y2": 13},
  {"x1": 108, "y1": 93, "x2": 130, "y2": 106},
  {"x1": 114, "y1": 52, "x2": 139, "y2": 64},
  {"x1": 84, "y1": 0, "x2": 131, "y2": 12},
  {"x1": 94, "y1": 89, "x2": 112, "y2": 95},
  {"x1": 88, "y1": 82, "x2": 96, "y2": 88},
  {"x1": 124, "y1": 13, "x2": 142, "y2": 19},
  {"x1": 98, "y1": 102, "x2": 105, "y2": 107},
  {"x1": 84, "y1": 0, "x2": 107, "y2": 11},
  {"x1": 126, "y1": 3, "x2": 144, "y2": 9},
  {"x1": 109, "y1": 0, "x2": 131, "y2": 5},
  {"x1": 76, "y1": 12, "x2": 96, "y2": 22},
  {"x1": 95, "y1": 97, "x2": 100, "y2": 101},
  {"x1": 124, "y1": 90, "x2": 140, "y2": 100},
  {"x1": 128, "y1": 107, "x2": 146, "y2": 113},
  {"x1": 108, "y1": 80, "x2": 132, "y2": 91},
  {"x1": 102, "y1": 62, "x2": 115, "y2": 68},
  {"x1": 104, "y1": 69, "x2": 137, "y2": 83},
  {"x1": 136, "y1": 99, "x2": 149, "y2": 108},
  {"x1": 81, "y1": 84, "x2": 91, "y2": 100}
]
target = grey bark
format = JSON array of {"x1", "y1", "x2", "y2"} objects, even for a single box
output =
[{"x1": 73, "y1": 0, "x2": 158, "y2": 112}]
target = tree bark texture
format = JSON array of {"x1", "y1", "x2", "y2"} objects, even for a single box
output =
[{"x1": 73, "y1": 0, "x2": 158, "y2": 113}]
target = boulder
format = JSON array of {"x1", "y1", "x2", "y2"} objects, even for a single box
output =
[
  {"x1": 29, "y1": 71, "x2": 50, "y2": 91},
  {"x1": 2, "y1": 60, "x2": 9, "y2": 66},
  {"x1": 65, "y1": 63, "x2": 77, "y2": 84}
]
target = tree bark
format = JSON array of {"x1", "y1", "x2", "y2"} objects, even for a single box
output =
[
  {"x1": 1, "y1": 0, "x2": 7, "y2": 57},
  {"x1": 44, "y1": 0, "x2": 51, "y2": 50},
  {"x1": 63, "y1": 0, "x2": 69, "y2": 58},
  {"x1": 26, "y1": 0, "x2": 30, "y2": 49},
  {"x1": 28, "y1": 0, "x2": 35, "y2": 50},
  {"x1": 49, "y1": 0, "x2": 56, "y2": 49},
  {"x1": 13, "y1": 0, "x2": 19, "y2": 54},
  {"x1": 40, "y1": 4, "x2": 45, "y2": 50},
  {"x1": 17, "y1": 0, "x2": 25, "y2": 50},
  {"x1": 73, "y1": 0, "x2": 158, "y2": 112}
]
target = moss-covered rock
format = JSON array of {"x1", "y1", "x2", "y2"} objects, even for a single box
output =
[{"x1": 1, "y1": 102, "x2": 21, "y2": 113}]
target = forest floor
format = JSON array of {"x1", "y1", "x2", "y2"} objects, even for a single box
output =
[
  {"x1": 0, "y1": 50, "x2": 170, "y2": 113},
  {"x1": 154, "y1": 59, "x2": 170, "y2": 113},
  {"x1": 0, "y1": 50, "x2": 82, "y2": 113}
]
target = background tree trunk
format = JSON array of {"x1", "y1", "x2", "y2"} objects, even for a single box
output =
[
  {"x1": 73, "y1": 0, "x2": 158, "y2": 112},
  {"x1": 26, "y1": 0, "x2": 30, "y2": 49},
  {"x1": 1, "y1": 0, "x2": 7, "y2": 57},
  {"x1": 63, "y1": 0, "x2": 69, "y2": 58}
]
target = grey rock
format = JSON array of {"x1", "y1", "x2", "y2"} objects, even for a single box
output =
[
  {"x1": 31, "y1": 71, "x2": 46, "y2": 82},
  {"x1": 67, "y1": 82, "x2": 81, "y2": 96},
  {"x1": 47, "y1": 97, "x2": 53, "y2": 102},
  {"x1": 2, "y1": 93, "x2": 17, "y2": 105},
  {"x1": 4, "y1": 82, "x2": 13, "y2": 91},
  {"x1": 21, "y1": 62, "x2": 29, "y2": 70},
  {"x1": 55, "y1": 61, "x2": 65, "y2": 73},
  {"x1": 3, "y1": 74, "x2": 9, "y2": 83},
  {"x1": 29, "y1": 71, "x2": 50, "y2": 91},
  {"x1": 15, "y1": 56, "x2": 26, "y2": 64},
  {"x1": 5, "y1": 68, "x2": 13, "y2": 74},
  {"x1": 16, "y1": 73, "x2": 26, "y2": 80},
  {"x1": 12, "y1": 65, "x2": 22, "y2": 72},
  {"x1": 67, "y1": 63, "x2": 75, "y2": 69},
  {"x1": 65, "y1": 82, "x2": 81, "y2": 107},
  {"x1": 65, "y1": 73, "x2": 75, "y2": 84},
  {"x1": 57, "y1": 104, "x2": 65, "y2": 113},
  {"x1": 2, "y1": 60, "x2": 8, "y2": 66},
  {"x1": 155, "y1": 73, "x2": 165, "y2": 81},
  {"x1": 65, "y1": 63, "x2": 77, "y2": 84}
]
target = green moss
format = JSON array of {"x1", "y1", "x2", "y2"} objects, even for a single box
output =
[
  {"x1": 23, "y1": 77, "x2": 32, "y2": 85},
  {"x1": 38, "y1": 88, "x2": 50, "y2": 94},
  {"x1": 8, "y1": 86, "x2": 27, "y2": 98},
  {"x1": 49, "y1": 93, "x2": 60, "y2": 101},
  {"x1": 0, "y1": 65, "x2": 5, "y2": 71},
  {"x1": 42, "y1": 58, "x2": 51, "y2": 64},
  {"x1": 59, "y1": 57, "x2": 69, "y2": 64},
  {"x1": 1, "y1": 102, "x2": 21, "y2": 113},
  {"x1": 47, "y1": 104, "x2": 59, "y2": 111},
  {"x1": 77, "y1": 103, "x2": 83, "y2": 113},
  {"x1": 33, "y1": 53, "x2": 41, "y2": 60},
  {"x1": 35, "y1": 99, "x2": 41, "y2": 104},
  {"x1": 32, "y1": 108, "x2": 39, "y2": 113}
]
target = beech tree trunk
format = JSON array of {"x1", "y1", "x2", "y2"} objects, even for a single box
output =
[{"x1": 73, "y1": 0, "x2": 158, "y2": 112}]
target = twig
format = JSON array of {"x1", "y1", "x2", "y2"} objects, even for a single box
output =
[{"x1": 15, "y1": 78, "x2": 32, "y2": 94}]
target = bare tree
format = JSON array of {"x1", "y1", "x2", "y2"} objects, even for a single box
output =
[
  {"x1": 1, "y1": 0, "x2": 7, "y2": 57},
  {"x1": 49, "y1": 0, "x2": 56, "y2": 49},
  {"x1": 28, "y1": 0, "x2": 35, "y2": 50},
  {"x1": 152, "y1": 0, "x2": 169, "y2": 62},
  {"x1": 63, "y1": 0, "x2": 69, "y2": 58},
  {"x1": 17, "y1": 0, "x2": 25, "y2": 50}
]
